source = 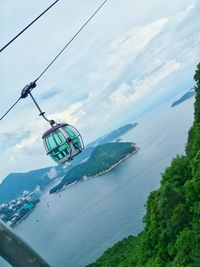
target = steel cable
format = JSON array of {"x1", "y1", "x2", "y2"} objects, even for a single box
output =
[{"x1": 0, "y1": 0, "x2": 60, "y2": 53}]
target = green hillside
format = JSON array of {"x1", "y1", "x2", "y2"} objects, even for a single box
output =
[
  {"x1": 0, "y1": 166, "x2": 65, "y2": 204},
  {"x1": 87, "y1": 64, "x2": 200, "y2": 267},
  {"x1": 50, "y1": 142, "x2": 136, "y2": 194}
]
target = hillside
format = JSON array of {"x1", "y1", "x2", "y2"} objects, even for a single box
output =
[
  {"x1": 87, "y1": 64, "x2": 200, "y2": 267},
  {"x1": 171, "y1": 90, "x2": 195, "y2": 107},
  {"x1": 50, "y1": 142, "x2": 137, "y2": 194},
  {"x1": 0, "y1": 166, "x2": 64, "y2": 204}
]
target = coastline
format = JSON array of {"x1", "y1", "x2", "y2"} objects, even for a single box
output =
[
  {"x1": 53, "y1": 146, "x2": 140, "y2": 193},
  {"x1": 13, "y1": 202, "x2": 39, "y2": 228},
  {"x1": 86, "y1": 146, "x2": 140, "y2": 180}
]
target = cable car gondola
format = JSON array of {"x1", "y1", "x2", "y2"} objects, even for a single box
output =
[
  {"x1": 42, "y1": 123, "x2": 84, "y2": 163},
  {"x1": 20, "y1": 82, "x2": 84, "y2": 164}
]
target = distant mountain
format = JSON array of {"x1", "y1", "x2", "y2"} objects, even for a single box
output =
[
  {"x1": 50, "y1": 142, "x2": 137, "y2": 194},
  {"x1": 171, "y1": 90, "x2": 196, "y2": 107},
  {"x1": 0, "y1": 166, "x2": 64, "y2": 204},
  {"x1": 87, "y1": 123, "x2": 138, "y2": 148}
]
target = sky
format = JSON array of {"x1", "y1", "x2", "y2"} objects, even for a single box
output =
[{"x1": 0, "y1": 0, "x2": 200, "y2": 181}]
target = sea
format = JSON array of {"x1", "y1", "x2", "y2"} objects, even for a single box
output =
[{"x1": 0, "y1": 98, "x2": 194, "y2": 267}]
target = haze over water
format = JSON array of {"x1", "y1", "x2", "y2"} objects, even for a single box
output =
[{"x1": 1, "y1": 98, "x2": 194, "y2": 267}]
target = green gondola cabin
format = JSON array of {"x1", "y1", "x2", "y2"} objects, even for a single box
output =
[{"x1": 42, "y1": 123, "x2": 84, "y2": 164}]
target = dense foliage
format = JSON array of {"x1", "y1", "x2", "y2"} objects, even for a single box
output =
[
  {"x1": 50, "y1": 142, "x2": 136, "y2": 194},
  {"x1": 88, "y1": 236, "x2": 137, "y2": 267},
  {"x1": 87, "y1": 64, "x2": 200, "y2": 267}
]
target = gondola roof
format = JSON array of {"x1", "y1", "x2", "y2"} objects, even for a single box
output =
[{"x1": 42, "y1": 123, "x2": 67, "y2": 138}]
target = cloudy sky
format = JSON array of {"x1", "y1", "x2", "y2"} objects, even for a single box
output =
[{"x1": 0, "y1": 0, "x2": 200, "y2": 181}]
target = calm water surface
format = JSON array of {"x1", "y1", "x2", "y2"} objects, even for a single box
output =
[{"x1": 1, "y1": 99, "x2": 194, "y2": 267}]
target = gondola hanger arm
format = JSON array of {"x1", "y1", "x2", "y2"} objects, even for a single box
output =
[{"x1": 21, "y1": 82, "x2": 55, "y2": 126}]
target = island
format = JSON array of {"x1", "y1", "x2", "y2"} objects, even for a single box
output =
[
  {"x1": 171, "y1": 90, "x2": 195, "y2": 107},
  {"x1": 65, "y1": 123, "x2": 139, "y2": 170},
  {"x1": 87, "y1": 123, "x2": 138, "y2": 147},
  {"x1": 50, "y1": 142, "x2": 139, "y2": 194}
]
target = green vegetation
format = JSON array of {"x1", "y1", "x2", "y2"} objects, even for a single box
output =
[
  {"x1": 50, "y1": 142, "x2": 136, "y2": 194},
  {"x1": 87, "y1": 64, "x2": 200, "y2": 267},
  {"x1": 87, "y1": 236, "x2": 137, "y2": 267}
]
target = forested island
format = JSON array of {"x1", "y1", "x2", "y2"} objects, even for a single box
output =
[
  {"x1": 87, "y1": 64, "x2": 200, "y2": 266},
  {"x1": 50, "y1": 142, "x2": 138, "y2": 194}
]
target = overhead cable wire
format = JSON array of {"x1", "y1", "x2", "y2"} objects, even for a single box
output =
[
  {"x1": 0, "y1": 0, "x2": 60, "y2": 53},
  {"x1": 0, "y1": 0, "x2": 108, "y2": 122},
  {"x1": 0, "y1": 97, "x2": 21, "y2": 121},
  {"x1": 34, "y1": 0, "x2": 108, "y2": 83}
]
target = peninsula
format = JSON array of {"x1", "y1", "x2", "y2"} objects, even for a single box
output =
[{"x1": 50, "y1": 142, "x2": 139, "y2": 194}]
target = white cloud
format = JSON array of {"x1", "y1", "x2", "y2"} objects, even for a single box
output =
[
  {"x1": 107, "y1": 18, "x2": 169, "y2": 68},
  {"x1": 47, "y1": 167, "x2": 57, "y2": 179},
  {"x1": 51, "y1": 102, "x2": 85, "y2": 126},
  {"x1": 107, "y1": 83, "x2": 135, "y2": 107},
  {"x1": 186, "y1": 4, "x2": 195, "y2": 10},
  {"x1": 9, "y1": 135, "x2": 38, "y2": 163},
  {"x1": 131, "y1": 60, "x2": 182, "y2": 100},
  {"x1": 91, "y1": 59, "x2": 182, "y2": 120},
  {"x1": 85, "y1": 18, "x2": 169, "y2": 92}
]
